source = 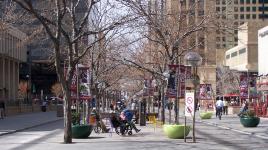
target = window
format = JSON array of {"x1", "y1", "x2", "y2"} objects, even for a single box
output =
[
  {"x1": 234, "y1": 7, "x2": 238, "y2": 12},
  {"x1": 216, "y1": 37, "x2": 221, "y2": 42},
  {"x1": 216, "y1": 0, "x2": 220, "y2": 5},
  {"x1": 240, "y1": 0, "x2": 244, "y2": 4},
  {"x1": 231, "y1": 51, "x2": 238, "y2": 57},
  {"x1": 246, "y1": 7, "x2": 250, "y2": 11},
  {"x1": 239, "y1": 48, "x2": 246, "y2": 54},
  {"x1": 234, "y1": 14, "x2": 239, "y2": 19},
  {"x1": 246, "y1": 14, "x2": 250, "y2": 19},
  {"x1": 246, "y1": 0, "x2": 251, "y2": 3},
  {"x1": 223, "y1": 44, "x2": 226, "y2": 48},
  {"x1": 222, "y1": 7, "x2": 226, "y2": 12},
  {"x1": 252, "y1": 0, "x2": 256, "y2": 3},
  {"x1": 240, "y1": 14, "x2": 244, "y2": 19},
  {"x1": 240, "y1": 7, "x2": 244, "y2": 12},
  {"x1": 222, "y1": 0, "x2": 226, "y2": 5},
  {"x1": 252, "y1": 14, "x2": 256, "y2": 19},
  {"x1": 252, "y1": 7, "x2": 256, "y2": 11},
  {"x1": 234, "y1": 0, "x2": 239, "y2": 4},
  {"x1": 216, "y1": 44, "x2": 221, "y2": 49},
  {"x1": 226, "y1": 54, "x2": 230, "y2": 59},
  {"x1": 222, "y1": 37, "x2": 226, "y2": 42},
  {"x1": 216, "y1": 7, "x2": 220, "y2": 12}
]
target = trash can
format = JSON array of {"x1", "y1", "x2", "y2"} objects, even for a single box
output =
[{"x1": 56, "y1": 104, "x2": 63, "y2": 117}]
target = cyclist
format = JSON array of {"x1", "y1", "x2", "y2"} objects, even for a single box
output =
[{"x1": 215, "y1": 98, "x2": 224, "y2": 120}]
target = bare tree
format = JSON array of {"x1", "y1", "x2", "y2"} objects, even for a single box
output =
[{"x1": 12, "y1": 0, "x2": 132, "y2": 143}]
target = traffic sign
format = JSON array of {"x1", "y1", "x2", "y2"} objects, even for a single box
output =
[{"x1": 185, "y1": 91, "x2": 195, "y2": 117}]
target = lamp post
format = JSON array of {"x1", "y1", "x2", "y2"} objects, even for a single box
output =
[
  {"x1": 184, "y1": 51, "x2": 202, "y2": 143},
  {"x1": 26, "y1": 74, "x2": 29, "y2": 103}
]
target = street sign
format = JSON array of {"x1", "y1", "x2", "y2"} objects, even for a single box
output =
[{"x1": 185, "y1": 91, "x2": 195, "y2": 117}]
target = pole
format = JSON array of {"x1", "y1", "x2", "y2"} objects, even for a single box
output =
[{"x1": 192, "y1": 67, "x2": 197, "y2": 143}]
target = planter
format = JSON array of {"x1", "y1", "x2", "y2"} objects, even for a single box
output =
[
  {"x1": 163, "y1": 124, "x2": 191, "y2": 139},
  {"x1": 72, "y1": 124, "x2": 93, "y2": 138},
  {"x1": 240, "y1": 116, "x2": 260, "y2": 127},
  {"x1": 200, "y1": 112, "x2": 213, "y2": 119}
]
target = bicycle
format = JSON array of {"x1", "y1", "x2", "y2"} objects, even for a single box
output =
[{"x1": 93, "y1": 120, "x2": 102, "y2": 134}]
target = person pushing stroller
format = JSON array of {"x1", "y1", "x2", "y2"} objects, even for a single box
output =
[{"x1": 120, "y1": 109, "x2": 141, "y2": 133}]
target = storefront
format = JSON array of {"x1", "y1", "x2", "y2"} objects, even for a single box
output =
[{"x1": 256, "y1": 76, "x2": 268, "y2": 117}]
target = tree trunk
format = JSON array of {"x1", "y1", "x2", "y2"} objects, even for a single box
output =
[
  {"x1": 63, "y1": 90, "x2": 72, "y2": 143},
  {"x1": 161, "y1": 83, "x2": 165, "y2": 124}
]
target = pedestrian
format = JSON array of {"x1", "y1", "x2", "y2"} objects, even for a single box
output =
[
  {"x1": 223, "y1": 99, "x2": 229, "y2": 115},
  {"x1": 215, "y1": 98, "x2": 224, "y2": 118},
  {"x1": 120, "y1": 109, "x2": 141, "y2": 133},
  {"x1": 237, "y1": 101, "x2": 249, "y2": 117},
  {"x1": 0, "y1": 100, "x2": 5, "y2": 119}
]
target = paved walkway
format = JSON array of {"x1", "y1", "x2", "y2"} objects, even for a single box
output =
[
  {"x1": 0, "y1": 111, "x2": 62, "y2": 136},
  {"x1": 0, "y1": 110, "x2": 268, "y2": 140},
  {"x1": 195, "y1": 113, "x2": 268, "y2": 140}
]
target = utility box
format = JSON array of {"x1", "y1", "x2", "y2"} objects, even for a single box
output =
[{"x1": 139, "y1": 100, "x2": 146, "y2": 126}]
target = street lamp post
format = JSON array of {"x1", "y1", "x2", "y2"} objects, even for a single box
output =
[
  {"x1": 26, "y1": 75, "x2": 29, "y2": 103},
  {"x1": 184, "y1": 51, "x2": 202, "y2": 143}
]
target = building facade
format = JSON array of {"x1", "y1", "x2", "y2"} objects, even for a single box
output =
[
  {"x1": 225, "y1": 22, "x2": 267, "y2": 71},
  {"x1": 257, "y1": 26, "x2": 268, "y2": 107},
  {"x1": 216, "y1": 0, "x2": 268, "y2": 49},
  {"x1": 0, "y1": 25, "x2": 27, "y2": 102}
]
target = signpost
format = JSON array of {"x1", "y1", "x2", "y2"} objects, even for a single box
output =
[{"x1": 185, "y1": 91, "x2": 195, "y2": 117}]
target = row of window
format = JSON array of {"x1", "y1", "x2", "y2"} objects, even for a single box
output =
[
  {"x1": 216, "y1": 0, "x2": 268, "y2": 5},
  {"x1": 226, "y1": 48, "x2": 247, "y2": 59},
  {"x1": 216, "y1": 6, "x2": 268, "y2": 12}
]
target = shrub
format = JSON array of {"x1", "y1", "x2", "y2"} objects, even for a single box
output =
[
  {"x1": 241, "y1": 110, "x2": 256, "y2": 118},
  {"x1": 71, "y1": 112, "x2": 80, "y2": 125}
]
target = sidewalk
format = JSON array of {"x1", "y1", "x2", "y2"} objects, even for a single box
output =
[
  {"x1": 0, "y1": 111, "x2": 62, "y2": 136},
  {"x1": 195, "y1": 112, "x2": 268, "y2": 140}
]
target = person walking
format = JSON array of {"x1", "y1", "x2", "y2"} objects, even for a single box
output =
[
  {"x1": 223, "y1": 99, "x2": 229, "y2": 115},
  {"x1": 0, "y1": 100, "x2": 6, "y2": 119}
]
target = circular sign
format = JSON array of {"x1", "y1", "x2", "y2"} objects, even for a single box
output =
[{"x1": 186, "y1": 97, "x2": 193, "y2": 104}]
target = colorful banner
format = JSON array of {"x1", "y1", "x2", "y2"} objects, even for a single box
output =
[
  {"x1": 199, "y1": 84, "x2": 212, "y2": 100},
  {"x1": 65, "y1": 65, "x2": 91, "y2": 100},
  {"x1": 239, "y1": 72, "x2": 258, "y2": 99},
  {"x1": 166, "y1": 65, "x2": 191, "y2": 98}
]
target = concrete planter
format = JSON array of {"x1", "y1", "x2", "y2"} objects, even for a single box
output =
[
  {"x1": 200, "y1": 112, "x2": 213, "y2": 119},
  {"x1": 163, "y1": 124, "x2": 191, "y2": 139},
  {"x1": 72, "y1": 124, "x2": 93, "y2": 139},
  {"x1": 240, "y1": 116, "x2": 260, "y2": 127}
]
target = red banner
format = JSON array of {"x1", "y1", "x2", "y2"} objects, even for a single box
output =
[{"x1": 166, "y1": 65, "x2": 191, "y2": 98}]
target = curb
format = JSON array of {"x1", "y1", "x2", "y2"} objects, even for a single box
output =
[{"x1": 0, "y1": 118, "x2": 63, "y2": 136}]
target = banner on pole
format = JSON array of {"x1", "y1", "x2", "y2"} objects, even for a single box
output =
[{"x1": 185, "y1": 91, "x2": 195, "y2": 117}]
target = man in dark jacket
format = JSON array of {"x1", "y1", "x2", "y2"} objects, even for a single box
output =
[{"x1": 0, "y1": 100, "x2": 5, "y2": 119}]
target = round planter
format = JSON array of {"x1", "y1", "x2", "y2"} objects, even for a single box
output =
[
  {"x1": 163, "y1": 124, "x2": 191, "y2": 139},
  {"x1": 200, "y1": 112, "x2": 213, "y2": 119},
  {"x1": 240, "y1": 117, "x2": 260, "y2": 127},
  {"x1": 72, "y1": 124, "x2": 93, "y2": 138}
]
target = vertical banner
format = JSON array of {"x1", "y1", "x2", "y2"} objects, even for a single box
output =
[
  {"x1": 199, "y1": 84, "x2": 212, "y2": 100},
  {"x1": 239, "y1": 72, "x2": 248, "y2": 99},
  {"x1": 65, "y1": 65, "x2": 91, "y2": 101},
  {"x1": 167, "y1": 65, "x2": 191, "y2": 98},
  {"x1": 185, "y1": 91, "x2": 195, "y2": 117},
  {"x1": 143, "y1": 78, "x2": 154, "y2": 96}
]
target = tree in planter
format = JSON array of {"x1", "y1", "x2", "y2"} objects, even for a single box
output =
[{"x1": 13, "y1": 0, "x2": 133, "y2": 143}]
